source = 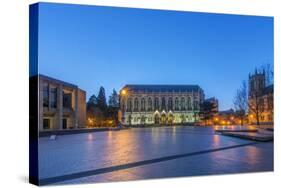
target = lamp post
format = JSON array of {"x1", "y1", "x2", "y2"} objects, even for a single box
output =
[{"x1": 120, "y1": 89, "x2": 127, "y2": 125}]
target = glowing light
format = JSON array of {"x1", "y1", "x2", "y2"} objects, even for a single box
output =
[
  {"x1": 230, "y1": 116, "x2": 234, "y2": 120},
  {"x1": 249, "y1": 114, "x2": 254, "y2": 119},
  {"x1": 121, "y1": 89, "x2": 127, "y2": 95},
  {"x1": 214, "y1": 117, "x2": 219, "y2": 121},
  {"x1": 88, "y1": 118, "x2": 94, "y2": 124}
]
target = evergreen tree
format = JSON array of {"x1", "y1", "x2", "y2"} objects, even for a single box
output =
[
  {"x1": 199, "y1": 101, "x2": 217, "y2": 125},
  {"x1": 87, "y1": 94, "x2": 98, "y2": 106},
  {"x1": 97, "y1": 86, "x2": 107, "y2": 111},
  {"x1": 108, "y1": 89, "x2": 119, "y2": 107}
]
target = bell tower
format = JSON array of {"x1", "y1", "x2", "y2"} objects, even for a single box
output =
[{"x1": 248, "y1": 68, "x2": 265, "y2": 97}]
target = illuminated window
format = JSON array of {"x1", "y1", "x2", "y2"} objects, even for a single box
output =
[
  {"x1": 148, "y1": 97, "x2": 152, "y2": 111},
  {"x1": 181, "y1": 97, "x2": 185, "y2": 111},
  {"x1": 134, "y1": 98, "x2": 139, "y2": 111},
  {"x1": 154, "y1": 97, "x2": 159, "y2": 110},
  {"x1": 168, "y1": 97, "x2": 173, "y2": 110},
  {"x1": 175, "y1": 97, "x2": 179, "y2": 111},
  {"x1": 187, "y1": 97, "x2": 192, "y2": 110},
  {"x1": 141, "y1": 98, "x2": 145, "y2": 111},
  {"x1": 127, "y1": 98, "x2": 132, "y2": 112},
  {"x1": 161, "y1": 97, "x2": 166, "y2": 110},
  {"x1": 194, "y1": 100, "x2": 199, "y2": 110}
]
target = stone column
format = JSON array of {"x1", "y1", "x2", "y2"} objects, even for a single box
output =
[
  {"x1": 39, "y1": 80, "x2": 44, "y2": 131},
  {"x1": 74, "y1": 89, "x2": 78, "y2": 129},
  {"x1": 48, "y1": 83, "x2": 51, "y2": 110},
  {"x1": 57, "y1": 84, "x2": 63, "y2": 130}
]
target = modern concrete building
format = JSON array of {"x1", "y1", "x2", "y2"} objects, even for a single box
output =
[
  {"x1": 38, "y1": 75, "x2": 86, "y2": 131},
  {"x1": 119, "y1": 85, "x2": 204, "y2": 125}
]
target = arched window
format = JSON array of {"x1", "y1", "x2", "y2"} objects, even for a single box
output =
[
  {"x1": 175, "y1": 97, "x2": 179, "y2": 111},
  {"x1": 141, "y1": 98, "x2": 145, "y2": 111},
  {"x1": 154, "y1": 97, "x2": 159, "y2": 110},
  {"x1": 148, "y1": 97, "x2": 152, "y2": 111},
  {"x1": 168, "y1": 97, "x2": 173, "y2": 110},
  {"x1": 161, "y1": 97, "x2": 166, "y2": 110},
  {"x1": 187, "y1": 97, "x2": 191, "y2": 110},
  {"x1": 193, "y1": 100, "x2": 199, "y2": 110},
  {"x1": 127, "y1": 98, "x2": 132, "y2": 112},
  {"x1": 181, "y1": 97, "x2": 185, "y2": 111},
  {"x1": 134, "y1": 98, "x2": 139, "y2": 112}
]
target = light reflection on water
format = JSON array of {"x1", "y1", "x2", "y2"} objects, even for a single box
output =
[{"x1": 39, "y1": 126, "x2": 273, "y2": 181}]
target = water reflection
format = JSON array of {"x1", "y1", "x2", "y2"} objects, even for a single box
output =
[
  {"x1": 107, "y1": 131, "x2": 112, "y2": 140},
  {"x1": 151, "y1": 128, "x2": 160, "y2": 144},
  {"x1": 87, "y1": 133, "x2": 94, "y2": 141},
  {"x1": 212, "y1": 135, "x2": 220, "y2": 147},
  {"x1": 39, "y1": 126, "x2": 273, "y2": 181}
]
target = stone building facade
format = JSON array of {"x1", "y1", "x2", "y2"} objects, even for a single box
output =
[
  {"x1": 119, "y1": 85, "x2": 204, "y2": 125},
  {"x1": 248, "y1": 70, "x2": 274, "y2": 125},
  {"x1": 39, "y1": 75, "x2": 86, "y2": 131}
]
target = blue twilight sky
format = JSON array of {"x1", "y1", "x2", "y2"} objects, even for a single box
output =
[{"x1": 37, "y1": 3, "x2": 273, "y2": 111}]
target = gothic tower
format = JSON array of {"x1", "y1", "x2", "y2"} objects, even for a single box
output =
[{"x1": 248, "y1": 68, "x2": 266, "y2": 97}]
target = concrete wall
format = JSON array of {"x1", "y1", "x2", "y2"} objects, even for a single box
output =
[
  {"x1": 38, "y1": 75, "x2": 86, "y2": 132},
  {"x1": 77, "y1": 89, "x2": 86, "y2": 128}
]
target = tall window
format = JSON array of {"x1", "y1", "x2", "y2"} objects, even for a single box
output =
[
  {"x1": 161, "y1": 97, "x2": 166, "y2": 110},
  {"x1": 63, "y1": 92, "x2": 72, "y2": 109},
  {"x1": 127, "y1": 98, "x2": 132, "y2": 112},
  {"x1": 168, "y1": 97, "x2": 173, "y2": 110},
  {"x1": 181, "y1": 97, "x2": 185, "y2": 111},
  {"x1": 50, "y1": 87, "x2": 57, "y2": 108},
  {"x1": 154, "y1": 97, "x2": 159, "y2": 110},
  {"x1": 148, "y1": 97, "x2": 152, "y2": 111},
  {"x1": 43, "y1": 118, "x2": 50, "y2": 129},
  {"x1": 193, "y1": 100, "x2": 199, "y2": 110},
  {"x1": 141, "y1": 98, "x2": 145, "y2": 111},
  {"x1": 134, "y1": 98, "x2": 139, "y2": 111},
  {"x1": 187, "y1": 97, "x2": 191, "y2": 110},
  {"x1": 175, "y1": 97, "x2": 179, "y2": 111},
  {"x1": 43, "y1": 83, "x2": 49, "y2": 107}
]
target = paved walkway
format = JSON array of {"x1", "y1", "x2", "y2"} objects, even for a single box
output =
[{"x1": 39, "y1": 126, "x2": 273, "y2": 185}]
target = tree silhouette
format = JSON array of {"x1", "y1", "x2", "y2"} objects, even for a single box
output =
[
  {"x1": 108, "y1": 89, "x2": 119, "y2": 108},
  {"x1": 233, "y1": 81, "x2": 248, "y2": 125},
  {"x1": 97, "y1": 86, "x2": 107, "y2": 111}
]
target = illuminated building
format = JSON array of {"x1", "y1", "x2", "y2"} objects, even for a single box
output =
[
  {"x1": 119, "y1": 85, "x2": 204, "y2": 125},
  {"x1": 248, "y1": 70, "x2": 274, "y2": 125}
]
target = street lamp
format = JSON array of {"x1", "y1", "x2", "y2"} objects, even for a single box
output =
[
  {"x1": 120, "y1": 89, "x2": 127, "y2": 125},
  {"x1": 121, "y1": 89, "x2": 127, "y2": 95}
]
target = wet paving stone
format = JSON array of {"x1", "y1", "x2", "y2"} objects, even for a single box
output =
[{"x1": 38, "y1": 126, "x2": 273, "y2": 185}]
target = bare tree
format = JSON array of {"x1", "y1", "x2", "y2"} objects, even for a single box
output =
[
  {"x1": 248, "y1": 91, "x2": 264, "y2": 126},
  {"x1": 233, "y1": 81, "x2": 248, "y2": 125}
]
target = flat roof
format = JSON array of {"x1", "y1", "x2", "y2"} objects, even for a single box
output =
[{"x1": 121, "y1": 84, "x2": 203, "y2": 93}]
